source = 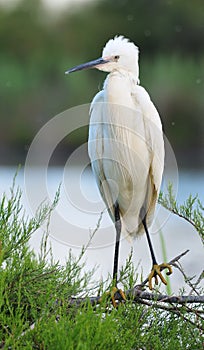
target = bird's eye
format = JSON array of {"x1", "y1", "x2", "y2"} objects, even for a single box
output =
[{"x1": 114, "y1": 55, "x2": 120, "y2": 61}]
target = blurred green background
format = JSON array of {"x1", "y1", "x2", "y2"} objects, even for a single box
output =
[{"x1": 0, "y1": 0, "x2": 203, "y2": 168}]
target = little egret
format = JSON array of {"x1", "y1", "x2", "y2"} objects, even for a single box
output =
[{"x1": 66, "y1": 36, "x2": 172, "y2": 294}]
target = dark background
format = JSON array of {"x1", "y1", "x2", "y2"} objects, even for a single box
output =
[{"x1": 0, "y1": 0, "x2": 203, "y2": 168}]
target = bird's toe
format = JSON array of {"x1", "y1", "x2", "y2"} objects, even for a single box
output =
[
  {"x1": 110, "y1": 287, "x2": 126, "y2": 307},
  {"x1": 148, "y1": 263, "x2": 173, "y2": 290}
]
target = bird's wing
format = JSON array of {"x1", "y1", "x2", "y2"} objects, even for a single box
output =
[
  {"x1": 88, "y1": 90, "x2": 116, "y2": 221},
  {"x1": 88, "y1": 84, "x2": 164, "y2": 237},
  {"x1": 131, "y1": 85, "x2": 164, "y2": 228}
]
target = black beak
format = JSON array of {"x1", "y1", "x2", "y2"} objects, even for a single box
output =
[{"x1": 65, "y1": 57, "x2": 110, "y2": 74}]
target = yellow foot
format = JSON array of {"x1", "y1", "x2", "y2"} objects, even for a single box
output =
[
  {"x1": 110, "y1": 287, "x2": 126, "y2": 308},
  {"x1": 148, "y1": 263, "x2": 173, "y2": 290}
]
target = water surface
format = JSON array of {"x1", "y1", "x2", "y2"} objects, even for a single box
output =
[{"x1": 0, "y1": 166, "x2": 203, "y2": 293}]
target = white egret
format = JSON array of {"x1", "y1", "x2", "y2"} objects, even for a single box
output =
[{"x1": 66, "y1": 35, "x2": 172, "y2": 294}]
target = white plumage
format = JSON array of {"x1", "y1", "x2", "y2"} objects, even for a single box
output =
[
  {"x1": 88, "y1": 36, "x2": 164, "y2": 240},
  {"x1": 66, "y1": 36, "x2": 172, "y2": 291}
]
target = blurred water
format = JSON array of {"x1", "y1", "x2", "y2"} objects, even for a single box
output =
[{"x1": 0, "y1": 166, "x2": 203, "y2": 293}]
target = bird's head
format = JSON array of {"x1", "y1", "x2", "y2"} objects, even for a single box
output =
[
  {"x1": 66, "y1": 36, "x2": 139, "y2": 79},
  {"x1": 101, "y1": 36, "x2": 139, "y2": 75}
]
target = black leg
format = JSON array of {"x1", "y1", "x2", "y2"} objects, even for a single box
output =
[
  {"x1": 113, "y1": 202, "x2": 121, "y2": 283},
  {"x1": 142, "y1": 214, "x2": 157, "y2": 266},
  {"x1": 142, "y1": 212, "x2": 173, "y2": 290}
]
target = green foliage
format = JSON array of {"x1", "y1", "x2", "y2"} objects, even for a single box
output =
[
  {"x1": 0, "y1": 0, "x2": 203, "y2": 166},
  {"x1": 0, "y1": 179, "x2": 203, "y2": 348},
  {"x1": 21, "y1": 304, "x2": 203, "y2": 350},
  {"x1": 0, "y1": 176, "x2": 59, "y2": 261},
  {"x1": 0, "y1": 180, "x2": 93, "y2": 347},
  {"x1": 159, "y1": 184, "x2": 204, "y2": 244}
]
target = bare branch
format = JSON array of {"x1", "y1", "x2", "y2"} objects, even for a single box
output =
[
  {"x1": 68, "y1": 286, "x2": 204, "y2": 307},
  {"x1": 188, "y1": 270, "x2": 204, "y2": 296},
  {"x1": 126, "y1": 289, "x2": 204, "y2": 305},
  {"x1": 68, "y1": 250, "x2": 204, "y2": 308}
]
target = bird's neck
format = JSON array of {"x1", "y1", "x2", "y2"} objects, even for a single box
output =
[
  {"x1": 107, "y1": 69, "x2": 138, "y2": 82},
  {"x1": 103, "y1": 70, "x2": 138, "y2": 109}
]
